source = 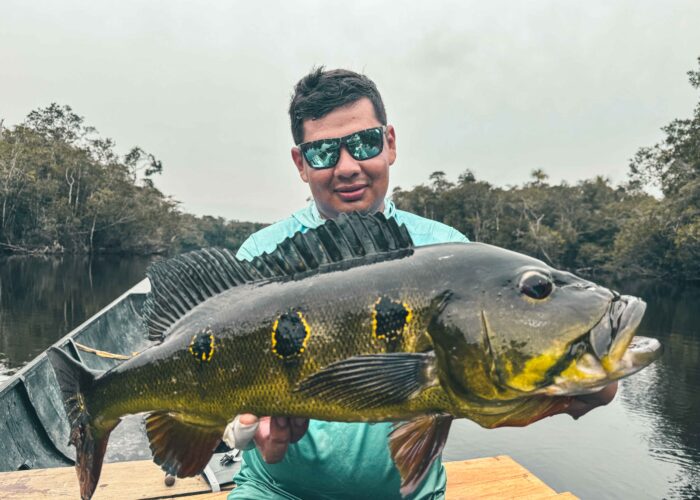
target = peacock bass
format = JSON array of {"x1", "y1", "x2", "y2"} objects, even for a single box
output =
[{"x1": 48, "y1": 212, "x2": 662, "y2": 499}]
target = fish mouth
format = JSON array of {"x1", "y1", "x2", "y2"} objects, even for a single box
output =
[{"x1": 535, "y1": 295, "x2": 663, "y2": 396}]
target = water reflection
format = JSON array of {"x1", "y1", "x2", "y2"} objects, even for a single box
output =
[
  {"x1": 0, "y1": 255, "x2": 153, "y2": 380},
  {"x1": 618, "y1": 281, "x2": 700, "y2": 499}
]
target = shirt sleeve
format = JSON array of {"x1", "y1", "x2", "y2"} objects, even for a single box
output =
[
  {"x1": 235, "y1": 234, "x2": 261, "y2": 261},
  {"x1": 235, "y1": 218, "x2": 305, "y2": 261},
  {"x1": 445, "y1": 227, "x2": 470, "y2": 244},
  {"x1": 393, "y1": 210, "x2": 470, "y2": 246}
]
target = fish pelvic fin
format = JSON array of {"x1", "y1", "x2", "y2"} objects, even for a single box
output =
[
  {"x1": 143, "y1": 212, "x2": 414, "y2": 342},
  {"x1": 390, "y1": 413, "x2": 453, "y2": 497},
  {"x1": 46, "y1": 347, "x2": 116, "y2": 500},
  {"x1": 146, "y1": 411, "x2": 224, "y2": 477}
]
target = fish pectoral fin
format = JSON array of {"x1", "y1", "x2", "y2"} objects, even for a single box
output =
[
  {"x1": 390, "y1": 413, "x2": 453, "y2": 497},
  {"x1": 295, "y1": 351, "x2": 438, "y2": 409},
  {"x1": 145, "y1": 411, "x2": 224, "y2": 477}
]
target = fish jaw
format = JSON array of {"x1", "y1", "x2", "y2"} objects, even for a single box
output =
[{"x1": 536, "y1": 296, "x2": 663, "y2": 396}]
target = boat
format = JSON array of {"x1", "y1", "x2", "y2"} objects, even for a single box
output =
[{"x1": 0, "y1": 278, "x2": 239, "y2": 492}]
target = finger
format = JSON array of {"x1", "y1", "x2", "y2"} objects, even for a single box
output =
[
  {"x1": 254, "y1": 416, "x2": 272, "y2": 443},
  {"x1": 223, "y1": 414, "x2": 259, "y2": 450},
  {"x1": 269, "y1": 416, "x2": 291, "y2": 444},
  {"x1": 238, "y1": 413, "x2": 259, "y2": 426},
  {"x1": 567, "y1": 382, "x2": 618, "y2": 419},
  {"x1": 289, "y1": 417, "x2": 309, "y2": 444},
  {"x1": 258, "y1": 416, "x2": 291, "y2": 464},
  {"x1": 576, "y1": 381, "x2": 618, "y2": 407}
]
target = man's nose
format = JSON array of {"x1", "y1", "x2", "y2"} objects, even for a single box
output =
[{"x1": 334, "y1": 146, "x2": 361, "y2": 178}]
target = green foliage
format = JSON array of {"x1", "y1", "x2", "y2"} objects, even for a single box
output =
[
  {"x1": 394, "y1": 172, "x2": 631, "y2": 274},
  {"x1": 0, "y1": 104, "x2": 264, "y2": 255},
  {"x1": 629, "y1": 57, "x2": 700, "y2": 197},
  {"x1": 394, "y1": 169, "x2": 694, "y2": 281},
  {"x1": 392, "y1": 58, "x2": 700, "y2": 281}
]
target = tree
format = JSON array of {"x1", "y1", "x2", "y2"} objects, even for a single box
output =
[
  {"x1": 624, "y1": 57, "x2": 700, "y2": 279},
  {"x1": 530, "y1": 168, "x2": 549, "y2": 186},
  {"x1": 0, "y1": 103, "x2": 268, "y2": 256},
  {"x1": 629, "y1": 57, "x2": 700, "y2": 196},
  {"x1": 429, "y1": 171, "x2": 454, "y2": 192}
]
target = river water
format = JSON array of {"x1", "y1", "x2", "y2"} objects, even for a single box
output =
[{"x1": 0, "y1": 256, "x2": 698, "y2": 499}]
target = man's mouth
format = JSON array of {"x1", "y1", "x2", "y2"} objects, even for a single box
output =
[{"x1": 335, "y1": 184, "x2": 367, "y2": 202}]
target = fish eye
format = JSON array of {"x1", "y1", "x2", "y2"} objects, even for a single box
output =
[{"x1": 519, "y1": 271, "x2": 554, "y2": 300}]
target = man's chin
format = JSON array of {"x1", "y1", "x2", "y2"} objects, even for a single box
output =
[
  {"x1": 349, "y1": 197, "x2": 384, "y2": 214},
  {"x1": 320, "y1": 200, "x2": 384, "y2": 219}
]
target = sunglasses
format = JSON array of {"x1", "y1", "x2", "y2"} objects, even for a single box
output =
[{"x1": 297, "y1": 126, "x2": 387, "y2": 169}]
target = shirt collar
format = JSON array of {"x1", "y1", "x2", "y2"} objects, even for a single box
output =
[{"x1": 292, "y1": 198, "x2": 396, "y2": 229}]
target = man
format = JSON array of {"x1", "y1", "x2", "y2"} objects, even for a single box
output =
[{"x1": 227, "y1": 68, "x2": 616, "y2": 499}]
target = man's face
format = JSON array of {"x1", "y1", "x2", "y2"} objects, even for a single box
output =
[{"x1": 291, "y1": 98, "x2": 396, "y2": 219}]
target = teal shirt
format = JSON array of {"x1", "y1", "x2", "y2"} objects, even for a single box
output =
[{"x1": 230, "y1": 200, "x2": 469, "y2": 500}]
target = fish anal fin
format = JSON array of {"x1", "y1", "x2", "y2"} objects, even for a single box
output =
[
  {"x1": 389, "y1": 413, "x2": 453, "y2": 497},
  {"x1": 296, "y1": 352, "x2": 438, "y2": 410},
  {"x1": 145, "y1": 411, "x2": 224, "y2": 478}
]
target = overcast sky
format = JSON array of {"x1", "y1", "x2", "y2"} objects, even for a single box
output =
[{"x1": 2, "y1": 1, "x2": 699, "y2": 223}]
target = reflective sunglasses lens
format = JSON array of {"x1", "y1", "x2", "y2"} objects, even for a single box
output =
[
  {"x1": 303, "y1": 140, "x2": 340, "y2": 168},
  {"x1": 347, "y1": 128, "x2": 383, "y2": 160}
]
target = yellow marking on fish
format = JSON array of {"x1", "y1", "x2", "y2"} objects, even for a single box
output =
[
  {"x1": 559, "y1": 360, "x2": 591, "y2": 381},
  {"x1": 189, "y1": 330, "x2": 216, "y2": 363},
  {"x1": 507, "y1": 350, "x2": 562, "y2": 391},
  {"x1": 601, "y1": 356, "x2": 614, "y2": 373},
  {"x1": 272, "y1": 311, "x2": 310, "y2": 359},
  {"x1": 371, "y1": 296, "x2": 413, "y2": 341}
]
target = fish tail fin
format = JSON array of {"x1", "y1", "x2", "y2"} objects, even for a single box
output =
[{"x1": 47, "y1": 347, "x2": 116, "y2": 500}]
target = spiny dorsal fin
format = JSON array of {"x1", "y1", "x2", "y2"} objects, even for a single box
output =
[
  {"x1": 143, "y1": 247, "x2": 256, "y2": 341},
  {"x1": 143, "y1": 212, "x2": 414, "y2": 341}
]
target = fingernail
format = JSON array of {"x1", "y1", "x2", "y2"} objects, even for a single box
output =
[
  {"x1": 238, "y1": 414, "x2": 258, "y2": 426},
  {"x1": 274, "y1": 416, "x2": 288, "y2": 428}
]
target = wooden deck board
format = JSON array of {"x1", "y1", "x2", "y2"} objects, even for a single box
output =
[
  {"x1": 444, "y1": 455, "x2": 574, "y2": 499},
  {"x1": 0, "y1": 460, "x2": 233, "y2": 499},
  {"x1": 0, "y1": 456, "x2": 576, "y2": 499}
]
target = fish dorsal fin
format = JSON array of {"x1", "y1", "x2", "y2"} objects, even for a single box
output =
[
  {"x1": 143, "y1": 212, "x2": 414, "y2": 341},
  {"x1": 143, "y1": 247, "x2": 257, "y2": 341}
]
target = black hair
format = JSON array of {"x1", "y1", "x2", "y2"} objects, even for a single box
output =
[{"x1": 289, "y1": 67, "x2": 387, "y2": 145}]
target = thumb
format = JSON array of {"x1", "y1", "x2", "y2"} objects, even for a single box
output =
[{"x1": 223, "y1": 414, "x2": 260, "y2": 450}]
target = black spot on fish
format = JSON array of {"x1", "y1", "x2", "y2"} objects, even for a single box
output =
[
  {"x1": 189, "y1": 329, "x2": 215, "y2": 363},
  {"x1": 372, "y1": 297, "x2": 413, "y2": 341},
  {"x1": 272, "y1": 312, "x2": 310, "y2": 359}
]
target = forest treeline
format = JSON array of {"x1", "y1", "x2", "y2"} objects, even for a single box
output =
[
  {"x1": 1, "y1": 59, "x2": 698, "y2": 280},
  {"x1": 0, "y1": 104, "x2": 264, "y2": 255}
]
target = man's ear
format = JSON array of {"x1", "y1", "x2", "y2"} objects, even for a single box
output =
[
  {"x1": 386, "y1": 125, "x2": 397, "y2": 166},
  {"x1": 291, "y1": 147, "x2": 309, "y2": 183}
]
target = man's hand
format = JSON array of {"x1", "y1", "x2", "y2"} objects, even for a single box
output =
[
  {"x1": 223, "y1": 414, "x2": 309, "y2": 464},
  {"x1": 564, "y1": 381, "x2": 618, "y2": 419}
]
